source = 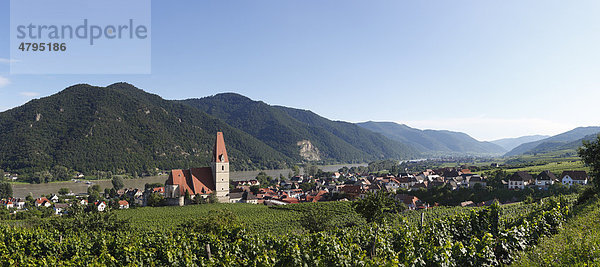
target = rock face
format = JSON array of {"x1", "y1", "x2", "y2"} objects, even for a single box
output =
[{"x1": 297, "y1": 140, "x2": 320, "y2": 161}]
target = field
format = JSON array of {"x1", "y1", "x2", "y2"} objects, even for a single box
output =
[
  {"x1": 114, "y1": 195, "x2": 578, "y2": 235},
  {"x1": 502, "y1": 160, "x2": 589, "y2": 175}
]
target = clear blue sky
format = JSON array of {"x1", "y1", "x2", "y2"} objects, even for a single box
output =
[{"x1": 1, "y1": 0, "x2": 599, "y2": 141}]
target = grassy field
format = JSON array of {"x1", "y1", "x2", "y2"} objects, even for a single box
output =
[
  {"x1": 503, "y1": 160, "x2": 589, "y2": 175},
  {"x1": 513, "y1": 197, "x2": 600, "y2": 266}
]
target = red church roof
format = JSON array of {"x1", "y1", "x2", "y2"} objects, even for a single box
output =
[
  {"x1": 167, "y1": 167, "x2": 215, "y2": 195},
  {"x1": 213, "y1": 132, "x2": 228, "y2": 163}
]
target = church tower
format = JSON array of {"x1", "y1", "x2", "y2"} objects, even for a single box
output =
[{"x1": 211, "y1": 132, "x2": 230, "y2": 202}]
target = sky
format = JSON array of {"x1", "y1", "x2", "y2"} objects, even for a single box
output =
[{"x1": 1, "y1": 0, "x2": 599, "y2": 141}]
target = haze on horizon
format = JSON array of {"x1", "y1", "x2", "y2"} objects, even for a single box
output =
[{"x1": 1, "y1": 1, "x2": 599, "y2": 141}]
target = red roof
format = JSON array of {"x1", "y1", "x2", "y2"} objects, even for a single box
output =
[
  {"x1": 35, "y1": 197, "x2": 49, "y2": 204},
  {"x1": 281, "y1": 197, "x2": 299, "y2": 204},
  {"x1": 118, "y1": 200, "x2": 129, "y2": 206},
  {"x1": 212, "y1": 132, "x2": 228, "y2": 163},
  {"x1": 167, "y1": 167, "x2": 215, "y2": 195},
  {"x1": 152, "y1": 187, "x2": 164, "y2": 193}
]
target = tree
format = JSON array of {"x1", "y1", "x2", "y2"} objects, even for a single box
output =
[
  {"x1": 58, "y1": 188, "x2": 70, "y2": 195},
  {"x1": 147, "y1": 192, "x2": 164, "y2": 207},
  {"x1": 0, "y1": 181, "x2": 13, "y2": 199},
  {"x1": 352, "y1": 190, "x2": 406, "y2": 223},
  {"x1": 111, "y1": 176, "x2": 124, "y2": 191},
  {"x1": 580, "y1": 135, "x2": 600, "y2": 191},
  {"x1": 208, "y1": 192, "x2": 219, "y2": 203}
]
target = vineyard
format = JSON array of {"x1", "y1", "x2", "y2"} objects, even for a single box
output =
[
  {"x1": 0, "y1": 194, "x2": 577, "y2": 265},
  {"x1": 0, "y1": 193, "x2": 584, "y2": 265},
  {"x1": 115, "y1": 203, "x2": 304, "y2": 235}
]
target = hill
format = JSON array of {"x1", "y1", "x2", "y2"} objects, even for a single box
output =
[
  {"x1": 504, "y1": 127, "x2": 600, "y2": 156},
  {"x1": 0, "y1": 83, "x2": 294, "y2": 175},
  {"x1": 181, "y1": 94, "x2": 419, "y2": 163},
  {"x1": 356, "y1": 121, "x2": 506, "y2": 155},
  {"x1": 490, "y1": 135, "x2": 549, "y2": 151}
]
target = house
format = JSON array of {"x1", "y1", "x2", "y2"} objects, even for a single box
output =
[
  {"x1": 467, "y1": 175, "x2": 486, "y2": 188},
  {"x1": 508, "y1": 171, "x2": 534, "y2": 190},
  {"x1": 536, "y1": 171, "x2": 557, "y2": 188},
  {"x1": 229, "y1": 192, "x2": 244, "y2": 203},
  {"x1": 396, "y1": 177, "x2": 411, "y2": 189},
  {"x1": 35, "y1": 197, "x2": 52, "y2": 207},
  {"x1": 339, "y1": 185, "x2": 367, "y2": 199},
  {"x1": 165, "y1": 132, "x2": 230, "y2": 205},
  {"x1": 561, "y1": 171, "x2": 588, "y2": 186},
  {"x1": 94, "y1": 201, "x2": 107, "y2": 212},
  {"x1": 80, "y1": 199, "x2": 89, "y2": 206},
  {"x1": 1, "y1": 200, "x2": 14, "y2": 209},
  {"x1": 395, "y1": 194, "x2": 421, "y2": 210},
  {"x1": 118, "y1": 200, "x2": 129, "y2": 209},
  {"x1": 243, "y1": 192, "x2": 258, "y2": 204},
  {"x1": 50, "y1": 195, "x2": 59, "y2": 202},
  {"x1": 53, "y1": 203, "x2": 70, "y2": 215}
]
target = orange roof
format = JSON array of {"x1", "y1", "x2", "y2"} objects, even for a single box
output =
[
  {"x1": 281, "y1": 197, "x2": 299, "y2": 204},
  {"x1": 167, "y1": 167, "x2": 215, "y2": 195},
  {"x1": 35, "y1": 197, "x2": 49, "y2": 204},
  {"x1": 118, "y1": 200, "x2": 129, "y2": 206},
  {"x1": 212, "y1": 132, "x2": 228, "y2": 163}
]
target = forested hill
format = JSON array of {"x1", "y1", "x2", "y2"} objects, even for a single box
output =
[
  {"x1": 356, "y1": 121, "x2": 506, "y2": 155},
  {"x1": 504, "y1": 126, "x2": 600, "y2": 156},
  {"x1": 180, "y1": 93, "x2": 419, "y2": 163},
  {"x1": 0, "y1": 83, "x2": 294, "y2": 174}
]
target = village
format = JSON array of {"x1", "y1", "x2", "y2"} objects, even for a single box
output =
[
  {"x1": 0, "y1": 166, "x2": 589, "y2": 216},
  {"x1": 0, "y1": 132, "x2": 590, "y2": 217}
]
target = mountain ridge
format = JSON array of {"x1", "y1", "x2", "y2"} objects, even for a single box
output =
[
  {"x1": 504, "y1": 126, "x2": 600, "y2": 156},
  {"x1": 356, "y1": 121, "x2": 506, "y2": 155}
]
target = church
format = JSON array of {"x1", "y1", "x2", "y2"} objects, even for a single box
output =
[{"x1": 164, "y1": 132, "x2": 230, "y2": 205}]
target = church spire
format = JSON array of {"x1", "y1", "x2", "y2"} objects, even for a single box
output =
[{"x1": 212, "y1": 132, "x2": 228, "y2": 163}]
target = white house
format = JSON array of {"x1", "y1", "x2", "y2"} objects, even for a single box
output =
[
  {"x1": 508, "y1": 171, "x2": 533, "y2": 190},
  {"x1": 561, "y1": 171, "x2": 588, "y2": 187},
  {"x1": 118, "y1": 200, "x2": 129, "y2": 209},
  {"x1": 95, "y1": 201, "x2": 107, "y2": 212},
  {"x1": 536, "y1": 171, "x2": 557, "y2": 188}
]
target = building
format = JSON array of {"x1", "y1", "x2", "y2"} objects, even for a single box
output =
[
  {"x1": 536, "y1": 171, "x2": 557, "y2": 188},
  {"x1": 118, "y1": 200, "x2": 130, "y2": 209},
  {"x1": 508, "y1": 171, "x2": 534, "y2": 190},
  {"x1": 561, "y1": 171, "x2": 588, "y2": 186},
  {"x1": 165, "y1": 132, "x2": 230, "y2": 205}
]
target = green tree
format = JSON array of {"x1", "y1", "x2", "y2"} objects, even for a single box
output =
[
  {"x1": 580, "y1": 135, "x2": 600, "y2": 191},
  {"x1": 111, "y1": 176, "x2": 124, "y2": 190},
  {"x1": 58, "y1": 188, "x2": 70, "y2": 195},
  {"x1": 147, "y1": 192, "x2": 164, "y2": 207},
  {"x1": 352, "y1": 190, "x2": 406, "y2": 223},
  {"x1": 0, "y1": 181, "x2": 13, "y2": 199},
  {"x1": 208, "y1": 192, "x2": 219, "y2": 203}
]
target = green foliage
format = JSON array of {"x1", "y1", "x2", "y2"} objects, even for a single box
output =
[
  {"x1": 146, "y1": 192, "x2": 164, "y2": 207},
  {"x1": 353, "y1": 191, "x2": 406, "y2": 223},
  {"x1": 178, "y1": 209, "x2": 242, "y2": 235},
  {"x1": 579, "y1": 134, "x2": 600, "y2": 191},
  {"x1": 0, "y1": 83, "x2": 295, "y2": 178},
  {"x1": 182, "y1": 93, "x2": 419, "y2": 164},
  {"x1": 57, "y1": 187, "x2": 70, "y2": 195},
  {"x1": 111, "y1": 176, "x2": 124, "y2": 190},
  {"x1": 0, "y1": 181, "x2": 12, "y2": 199},
  {"x1": 0, "y1": 195, "x2": 574, "y2": 265}
]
